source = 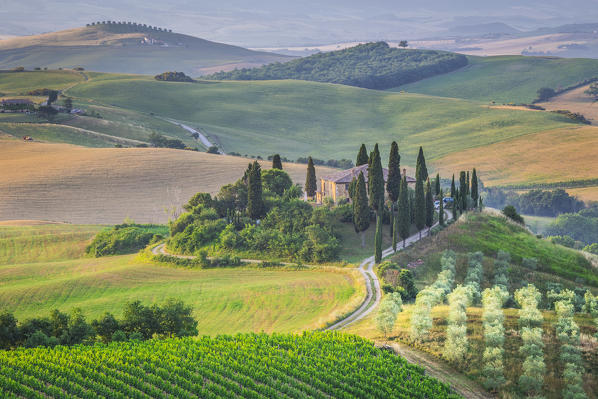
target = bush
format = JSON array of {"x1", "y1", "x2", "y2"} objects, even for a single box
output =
[
  {"x1": 583, "y1": 243, "x2": 598, "y2": 254},
  {"x1": 86, "y1": 225, "x2": 156, "y2": 257},
  {"x1": 154, "y1": 71, "x2": 194, "y2": 82},
  {"x1": 111, "y1": 330, "x2": 127, "y2": 342},
  {"x1": 502, "y1": 205, "x2": 524, "y2": 224},
  {"x1": 262, "y1": 169, "x2": 293, "y2": 197}
]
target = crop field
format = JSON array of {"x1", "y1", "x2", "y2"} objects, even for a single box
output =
[
  {"x1": 65, "y1": 74, "x2": 579, "y2": 163},
  {"x1": 0, "y1": 137, "x2": 335, "y2": 224},
  {"x1": 435, "y1": 125, "x2": 598, "y2": 189},
  {"x1": 0, "y1": 333, "x2": 460, "y2": 399},
  {"x1": 0, "y1": 223, "x2": 363, "y2": 332},
  {"x1": 397, "y1": 55, "x2": 598, "y2": 104},
  {"x1": 538, "y1": 82, "x2": 598, "y2": 123}
]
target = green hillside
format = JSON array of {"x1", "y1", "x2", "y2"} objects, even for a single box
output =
[
  {"x1": 396, "y1": 55, "x2": 598, "y2": 103},
  {"x1": 0, "y1": 333, "x2": 461, "y2": 399},
  {"x1": 207, "y1": 42, "x2": 468, "y2": 90},
  {"x1": 66, "y1": 74, "x2": 577, "y2": 162},
  {"x1": 0, "y1": 24, "x2": 289, "y2": 76}
]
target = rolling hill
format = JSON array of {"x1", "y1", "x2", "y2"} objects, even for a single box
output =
[
  {"x1": 0, "y1": 136, "x2": 336, "y2": 224},
  {"x1": 396, "y1": 55, "x2": 598, "y2": 103},
  {"x1": 0, "y1": 23, "x2": 290, "y2": 75}
]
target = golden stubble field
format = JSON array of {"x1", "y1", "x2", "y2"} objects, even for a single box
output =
[{"x1": 0, "y1": 137, "x2": 335, "y2": 224}]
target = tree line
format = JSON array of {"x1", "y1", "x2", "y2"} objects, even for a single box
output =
[
  {"x1": 0, "y1": 299, "x2": 197, "y2": 350},
  {"x1": 207, "y1": 42, "x2": 468, "y2": 90},
  {"x1": 87, "y1": 21, "x2": 172, "y2": 33},
  {"x1": 484, "y1": 187, "x2": 585, "y2": 217}
]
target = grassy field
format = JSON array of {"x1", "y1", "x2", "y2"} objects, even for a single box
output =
[
  {"x1": 0, "y1": 70, "x2": 85, "y2": 94},
  {"x1": 0, "y1": 136, "x2": 336, "y2": 224},
  {"x1": 65, "y1": 74, "x2": 580, "y2": 163},
  {"x1": 538, "y1": 82, "x2": 598, "y2": 123},
  {"x1": 435, "y1": 125, "x2": 598, "y2": 188},
  {"x1": 0, "y1": 26, "x2": 289, "y2": 75},
  {"x1": 396, "y1": 55, "x2": 598, "y2": 104},
  {"x1": 0, "y1": 224, "x2": 364, "y2": 333},
  {"x1": 347, "y1": 304, "x2": 597, "y2": 399},
  {"x1": 523, "y1": 214, "x2": 556, "y2": 235}
]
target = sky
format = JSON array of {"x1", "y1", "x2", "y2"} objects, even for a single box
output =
[{"x1": 1, "y1": 0, "x2": 598, "y2": 46}]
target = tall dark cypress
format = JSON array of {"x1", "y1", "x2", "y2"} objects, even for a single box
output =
[
  {"x1": 392, "y1": 210, "x2": 398, "y2": 252},
  {"x1": 459, "y1": 171, "x2": 467, "y2": 211},
  {"x1": 425, "y1": 179, "x2": 434, "y2": 231},
  {"x1": 368, "y1": 144, "x2": 385, "y2": 212},
  {"x1": 353, "y1": 172, "x2": 370, "y2": 248},
  {"x1": 356, "y1": 144, "x2": 369, "y2": 166},
  {"x1": 398, "y1": 176, "x2": 410, "y2": 248},
  {"x1": 348, "y1": 176, "x2": 357, "y2": 201},
  {"x1": 471, "y1": 168, "x2": 479, "y2": 209},
  {"x1": 435, "y1": 173, "x2": 441, "y2": 196},
  {"x1": 415, "y1": 167, "x2": 426, "y2": 239},
  {"x1": 450, "y1": 174, "x2": 456, "y2": 198},
  {"x1": 387, "y1": 141, "x2": 401, "y2": 236},
  {"x1": 439, "y1": 189, "x2": 445, "y2": 225},
  {"x1": 415, "y1": 146, "x2": 428, "y2": 182},
  {"x1": 272, "y1": 154, "x2": 282, "y2": 170},
  {"x1": 247, "y1": 161, "x2": 264, "y2": 219},
  {"x1": 305, "y1": 157, "x2": 317, "y2": 198},
  {"x1": 374, "y1": 206, "x2": 382, "y2": 263},
  {"x1": 466, "y1": 171, "x2": 470, "y2": 197}
]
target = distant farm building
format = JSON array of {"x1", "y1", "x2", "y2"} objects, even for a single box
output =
[{"x1": 316, "y1": 164, "x2": 415, "y2": 203}]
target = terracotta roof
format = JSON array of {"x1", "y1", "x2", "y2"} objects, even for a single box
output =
[{"x1": 322, "y1": 164, "x2": 415, "y2": 184}]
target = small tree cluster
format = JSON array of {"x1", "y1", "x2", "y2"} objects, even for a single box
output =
[
  {"x1": 376, "y1": 292, "x2": 403, "y2": 337},
  {"x1": 514, "y1": 285, "x2": 545, "y2": 397},
  {"x1": 443, "y1": 285, "x2": 473, "y2": 362},
  {"x1": 554, "y1": 293, "x2": 588, "y2": 399},
  {"x1": 482, "y1": 286, "x2": 509, "y2": 391},
  {"x1": 410, "y1": 250, "x2": 456, "y2": 340},
  {"x1": 493, "y1": 250, "x2": 510, "y2": 291},
  {"x1": 464, "y1": 251, "x2": 484, "y2": 303}
]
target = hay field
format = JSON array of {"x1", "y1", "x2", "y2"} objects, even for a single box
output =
[
  {"x1": 434, "y1": 125, "x2": 598, "y2": 191},
  {"x1": 0, "y1": 137, "x2": 335, "y2": 224},
  {"x1": 538, "y1": 83, "x2": 598, "y2": 123},
  {"x1": 0, "y1": 225, "x2": 364, "y2": 333}
]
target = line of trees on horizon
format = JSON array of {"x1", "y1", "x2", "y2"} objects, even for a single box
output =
[{"x1": 87, "y1": 21, "x2": 172, "y2": 33}]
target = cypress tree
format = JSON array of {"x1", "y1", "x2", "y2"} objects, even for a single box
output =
[
  {"x1": 450, "y1": 174, "x2": 456, "y2": 198},
  {"x1": 415, "y1": 168, "x2": 426, "y2": 239},
  {"x1": 425, "y1": 179, "x2": 434, "y2": 231},
  {"x1": 439, "y1": 189, "x2": 445, "y2": 225},
  {"x1": 356, "y1": 144, "x2": 369, "y2": 166},
  {"x1": 459, "y1": 171, "x2": 468, "y2": 211},
  {"x1": 368, "y1": 144, "x2": 385, "y2": 212},
  {"x1": 305, "y1": 156, "x2": 317, "y2": 199},
  {"x1": 435, "y1": 173, "x2": 441, "y2": 196},
  {"x1": 392, "y1": 209, "x2": 398, "y2": 252},
  {"x1": 398, "y1": 176, "x2": 410, "y2": 248},
  {"x1": 353, "y1": 172, "x2": 370, "y2": 248},
  {"x1": 348, "y1": 176, "x2": 357, "y2": 201},
  {"x1": 374, "y1": 205, "x2": 383, "y2": 263},
  {"x1": 247, "y1": 161, "x2": 264, "y2": 219},
  {"x1": 387, "y1": 141, "x2": 401, "y2": 236},
  {"x1": 471, "y1": 168, "x2": 479, "y2": 209},
  {"x1": 409, "y1": 189, "x2": 415, "y2": 225},
  {"x1": 466, "y1": 171, "x2": 470, "y2": 197},
  {"x1": 272, "y1": 154, "x2": 282, "y2": 169},
  {"x1": 415, "y1": 146, "x2": 428, "y2": 182}
]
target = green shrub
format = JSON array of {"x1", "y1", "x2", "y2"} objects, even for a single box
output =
[{"x1": 86, "y1": 225, "x2": 161, "y2": 257}]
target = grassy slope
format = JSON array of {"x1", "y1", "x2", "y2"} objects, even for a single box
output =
[
  {"x1": 396, "y1": 55, "x2": 598, "y2": 103},
  {"x1": 0, "y1": 224, "x2": 363, "y2": 333},
  {"x1": 0, "y1": 70, "x2": 84, "y2": 93},
  {"x1": 66, "y1": 74, "x2": 578, "y2": 164},
  {"x1": 0, "y1": 136, "x2": 336, "y2": 224},
  {"x1": 0, "y1": 26, "x2": 290, "y2": 75}
]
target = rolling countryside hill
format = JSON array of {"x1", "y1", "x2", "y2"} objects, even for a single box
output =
[
  {"x1": 396, "y1": 55, "x2": 598, "y2": 103},
  {"x1": 0, "y1": 24, "x2": 290, "y2": 75}
]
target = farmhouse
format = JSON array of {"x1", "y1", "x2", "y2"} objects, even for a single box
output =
[{"x1": 316, "y1": 164, "x2": 415, "y2": 203}]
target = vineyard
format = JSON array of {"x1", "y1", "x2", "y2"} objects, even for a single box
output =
[{"x1": 0, "y1": 332, "x2": 461, "y2": 399}]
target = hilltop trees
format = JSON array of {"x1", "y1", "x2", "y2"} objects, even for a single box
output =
[
  {"x1": 425, "y1": 179, "x2": 434, "y2": 232},
  {"x1": 356, "y1": 144, "x2": 369, "y2": 166},
  {"x1": 435, "y1": 173, "x2": 441, "y2": 196},
  {"x1": 375, "y1": 210, "x2": 383, "y2": 263},
  {"x1": 471, "y1": 168, "x2": 479, "y2": 208},
  {"x1": 439, "y1": 189, "x2": 445, "y2": 226},
  {"x1": 415, "y1": 146, "x2": 428, "y2": 182},
  {"x1": 353, "y1": 172, "x2": 370, "y2": 248},
  {"x1": 305, "y1": 157, "x2": 317, "y2": 199},
  {"x1": 387, "y1": 141, "x2": 401, "y2": 235},
  {"x1": 415, "y1": 168, "x2": 426, "y2": 239},
  {"x1": 368, "y1": 144, "x2": 384, "y2": 212},
  {"x1": 271, "y1": 154, "x2": 283, "y2": 169},
  {"x1": 459, "y1": 171, "x2": 468, "y2": 211},
  {"x1": 247, "y1": 161, "x2": 264, "y2": 219}
]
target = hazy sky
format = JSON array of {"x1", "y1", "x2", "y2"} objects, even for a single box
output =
[{"x1": 1, "y1": 0, "x2": 598, "y2": 46}]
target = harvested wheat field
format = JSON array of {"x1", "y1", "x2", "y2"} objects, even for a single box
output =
[
  {"x1": 0, "y1": 136, "x2": 334, "y2": 224},
  {"x1": 435, "y1": 125, "x2": 598, "y2": 188},
  {"x1": 538, "y1": 83, "x2": 598, "y2": 124}
]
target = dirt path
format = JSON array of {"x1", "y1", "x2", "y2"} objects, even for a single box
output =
[
  {"x1": 160, "y1": 118, "x2": 225, "y2": 154},
  {"x1": 388, "y1": 342, "x2": 492, "y2": 399}
]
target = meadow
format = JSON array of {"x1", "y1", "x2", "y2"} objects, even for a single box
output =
[
  {"x1": 0, "y1": 223, "x2": 364, "y2": 334},
  {"x1": 397, "y1": 55, "x2": 598, "y2": 104},
  {"x1": 0, "y1": 137, "x2": 335, "y2": 224}
]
